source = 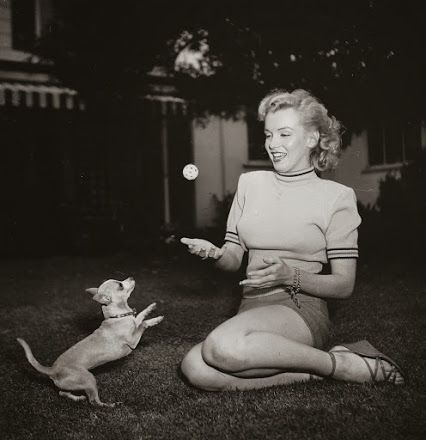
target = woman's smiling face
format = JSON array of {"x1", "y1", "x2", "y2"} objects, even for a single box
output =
[{"x1": 264, "y1": 107, "x2": 315, "y2": 174}]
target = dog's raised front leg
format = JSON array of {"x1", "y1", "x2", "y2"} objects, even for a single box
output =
[
  {"x1": 135, "y1": 302, "x2": 157, "y2": 327},
  {"x1": 130, "y1": 315, "x2": 163, "y2": 349},
  {"x1": 141, "y1": 316, "x2": 164, "y2": 328}
]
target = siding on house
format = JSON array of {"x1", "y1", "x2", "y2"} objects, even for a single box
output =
[
  {"x1": 192, "y1": 116, "x2": 248, "y2": 227},
  {"x1": 326, "y1": 124, "x2": 426, "y2": 208},
  {"x1": 0, "y1": 0, "x2": 12, "y2": 49},
  {"x1": 323, "y1": 131, "x2": 385, "y2": 209}
]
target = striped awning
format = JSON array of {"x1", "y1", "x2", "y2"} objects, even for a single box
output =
[{"x1": 0, "y1": 82, "x2": 85, "y2": 111}]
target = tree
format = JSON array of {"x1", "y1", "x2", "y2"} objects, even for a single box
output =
[{"x1": 36, "y1": 0, "x2": 426, "y2": 129}]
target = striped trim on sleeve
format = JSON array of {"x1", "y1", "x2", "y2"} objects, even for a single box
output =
[
  {"x1": 224, "y1": 231, "x2": 241, "y2": 246},
  {"x1": 327, "y1": 247, "x2": 359, "y2": 260}
]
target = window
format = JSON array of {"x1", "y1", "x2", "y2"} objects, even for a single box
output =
[
  {"x1": 247, "y1": 109, "x2": 269, "y2": 161},
  {"x1": 11, "y1": 0, "x2": 36, "y2": 51},
  {"x1": 368, "y1": 120, "x2": 421, "y2": 166}
]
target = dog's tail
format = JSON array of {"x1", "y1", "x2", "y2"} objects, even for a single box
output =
[{"x1": 17, "y1": 338, "x2": 54, "y2": 376}]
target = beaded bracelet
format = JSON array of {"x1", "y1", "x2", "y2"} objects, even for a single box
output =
[{"x1": 288, "y1": 267, "x2": 301, "y2": 308}]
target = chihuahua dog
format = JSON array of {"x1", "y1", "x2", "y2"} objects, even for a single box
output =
[{"x1": 17, "y1": 277, "x2": 163, "y2": 407}]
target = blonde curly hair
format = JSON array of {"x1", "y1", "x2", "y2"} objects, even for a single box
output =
[{"x1": 258, "y1": 89, "x2": 343, "y2": 171}]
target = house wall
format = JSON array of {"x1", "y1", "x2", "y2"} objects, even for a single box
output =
[
  {"x1": 192, "y1": 116, "x2": 248, "y2": 227},
  {"x1": 322, "y1": 131, "x2": 388, "y2": 208},
  {"x1": 0, "y1": 0, "x2": 51, "y2": 62},
  {"x1": 0, "y1": 0, "x2": 12, "y2": 49},
  {"x1": 325, "y1": 123, "x2": 426, "y2": 209}
]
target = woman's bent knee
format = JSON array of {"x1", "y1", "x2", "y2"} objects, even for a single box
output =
[
  {"x1": 181, "y1": 344, "x2": 226, "y2": 391},
  {"x1": 202, "y1": 331, "x2": 248, "y2": 372}
]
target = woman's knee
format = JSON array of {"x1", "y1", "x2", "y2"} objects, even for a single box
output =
[
  {"x1": 181, "y1": 344, "x2": 226, "y2": 391},
  {"x1": 202, "y1": 330, "x2": 248, "y2": 372}
]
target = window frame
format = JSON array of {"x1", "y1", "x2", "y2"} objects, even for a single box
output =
[
  {"x1": 10, "y1": 0, "x2": 42, "y2": 52},
  {"x1": 366, "y1": 119, "x2": 421, "y2": 170}
]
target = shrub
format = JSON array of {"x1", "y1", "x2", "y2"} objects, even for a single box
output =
[{"x1": 361, "y1": 150, "x2": 426, "y2": 260}]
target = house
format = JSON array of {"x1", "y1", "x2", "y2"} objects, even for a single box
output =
[{"x1": 2, "y1": 1, "x2": 424, "y2": 255}]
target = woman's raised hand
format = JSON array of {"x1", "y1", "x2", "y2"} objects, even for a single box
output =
[
  {"x1": 239, "y1": 256, "x2": 293, "y2": 288},
  {"x1": 180, "y1": 238, "x2": 226, "y2": 260}
]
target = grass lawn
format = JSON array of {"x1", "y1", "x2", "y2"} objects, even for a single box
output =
[{"x1": 0, "y1": 250, "x2": 425, "y2": 440}]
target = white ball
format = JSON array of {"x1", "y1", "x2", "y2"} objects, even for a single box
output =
[{"x1": 182, "y1": 163, "x2": 199, "y2": 180}]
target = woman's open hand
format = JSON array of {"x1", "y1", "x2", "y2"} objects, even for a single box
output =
[
  {"x1": 180, "y1": 238, "x2": 225, "y2": 260},
  {"x1": 239, "y1": 257, "x2": 293, "y2": 289}
]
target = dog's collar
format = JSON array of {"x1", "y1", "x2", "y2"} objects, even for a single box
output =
[{"x1": 106, "y1": 308, "x2": 137, "y2": 319}]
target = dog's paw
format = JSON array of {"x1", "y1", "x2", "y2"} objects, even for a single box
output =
[
  {"x1": 143, "y1": 315, "x2": 164, "y2": 328},
  {"x1": 144, "y1": 302, "x2": 157, "y2": 313}
]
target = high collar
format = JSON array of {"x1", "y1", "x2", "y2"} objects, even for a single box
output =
[{"x1": 273, "y1": 166, "x2": 318, "y2": 184}]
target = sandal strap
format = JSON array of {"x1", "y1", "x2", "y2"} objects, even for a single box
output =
[
  {"x1": 359, "y1": 354, "x2": 375, "y2": 380},
  {"x1": 378, "y1": 357, "x2": 387, "y2": 381},
  {"x1": 329, "y1": 350, "x2": 399, "y2": 383},
  {"x1": 373, "y1": 356, "x2": 380, "y2": 380},
  {"x1": 329, "y1": 349, "x2": 375, "y2": 382},
  {"x1": 381, "y1": 359, "x2": 396, "y2": 382},
  {"x1": 327, "y1": 352, "x2": 337, "y2": 378},
  {"x1": 376, "y1": 356, "x2": 396, "y2": 382}
]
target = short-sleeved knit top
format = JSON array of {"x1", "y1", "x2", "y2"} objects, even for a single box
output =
[{"x1": 224, "y1": 167, "x2": 362, "y2": 279}]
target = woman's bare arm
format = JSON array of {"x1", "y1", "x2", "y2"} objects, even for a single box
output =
[
  {"x1": 240, "y1": 258, "x2": 356, "y2": 299},
  {"x1": 181, "y1": 238, "x2": 244, "y2": 272}
]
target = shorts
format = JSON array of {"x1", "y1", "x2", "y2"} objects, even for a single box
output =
[{"x1": 237, "y1": 288, "x2": 331, "y2": 349}]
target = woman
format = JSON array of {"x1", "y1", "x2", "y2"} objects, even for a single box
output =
[{"x1": 180, "y1": 89, "x2": 404, "y2": 391}]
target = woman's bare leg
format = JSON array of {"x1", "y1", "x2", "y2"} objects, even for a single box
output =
[
  {"x1": 181, "y1": 305, "x2": 330, "y2": 390},
  {"x1": 181, "y1": 305, "x2": 403, "y2": 390},
  {"x1": 201, "y1": 306, "x2": 332, "y2": 374},
  {"x1": 182, "y1": 343, "x2": 313, "y2": 391}
]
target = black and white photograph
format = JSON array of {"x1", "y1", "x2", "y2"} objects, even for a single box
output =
[{"x1": 0, "y1": 0, "x2": 425, "y2": 439}]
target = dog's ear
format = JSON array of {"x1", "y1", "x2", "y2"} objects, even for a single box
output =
[
  {"x1": 86, "y1": 288, "x2": 111, "y2": 305},
  {"x1": 92, "y1": 292, "x2": 112, "y2": 305},
  {"x1": 86, "y1": 288, "x2": 98, "y2": 296}
]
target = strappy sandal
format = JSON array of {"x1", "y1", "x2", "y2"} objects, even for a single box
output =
[{"x1": 327, "y1": 339, "x2": 406, "y2": 384}]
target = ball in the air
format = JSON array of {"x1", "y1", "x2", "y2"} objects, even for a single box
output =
[{"x1": 183, "y1": 164, "x2": 199, "y2": 180}]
